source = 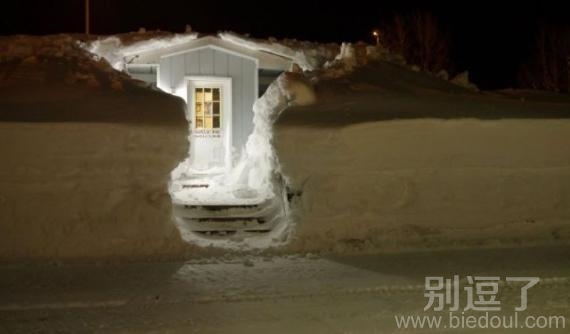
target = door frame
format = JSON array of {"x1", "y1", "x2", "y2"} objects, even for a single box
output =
[{"x1": 185, "y1": 76, "x2": 233, "y2": 172}]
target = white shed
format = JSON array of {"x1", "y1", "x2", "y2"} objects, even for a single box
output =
[{"x1": 124, "y1": 36, "x2": 293, "y2": 172}]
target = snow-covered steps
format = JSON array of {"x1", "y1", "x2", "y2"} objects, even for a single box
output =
[
  {"x1": 180, "y1": 217, "x2": 274, "y2": 236},
  {"x1": 173, "y1": 195, "x2": 284, "y2": 238},
  {"x1": 170, "y1": 180, "x2": 288, "y2": 243},
  {"x1": 172, "y1": 196, "x2": 282, "y2": 220}
]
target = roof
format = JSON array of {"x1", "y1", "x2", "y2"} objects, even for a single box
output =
[{"x1": 127, "y1": 35, "x2": 293, "y2": 71}]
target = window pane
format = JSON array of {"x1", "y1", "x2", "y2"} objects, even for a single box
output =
[
  {"x1": 194, "y1": 87, "x2": 222, "y2": 129},
  {"x1": 204, "y1": 88, "x2": 212, "y2": 102},
  {"x1": 195, "y1": 88, "x2": 203, "y2": 103},
  {"x1": 205, "y1": 117, "x2": 213, "y2": 129},
  {"x1": 204, "y1": 102, "x2": 212, "y2": 116}
]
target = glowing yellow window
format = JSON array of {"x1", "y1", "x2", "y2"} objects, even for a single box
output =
[{"x1": 195, "y1": 87, "x2": 221, "y2": 129}]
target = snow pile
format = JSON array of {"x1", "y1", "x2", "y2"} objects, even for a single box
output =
[
  {"x1": 0, "y1": 34, "x2": 79, "y2": 61},
  {"x1": 450, "y1": 71, "x2": 479, "y2": 91},
  {"x1": 224, "y1": 79, "x2": 290, "y2": 191},
  {"x1": 219, "y1": 32, "x2": 338, "y2": 71},
  {"x1": 84, "y1": 30, "x2": 463, "y2": 90},
  {"x1": 87, "y1": 31, "x2": 198, "y2": 70},
  {"x1": 0, "y1": 34, "x2": 135, "y2": 91},
  {"x1": 220, "y1": 32, "x2": 392, "y2": 78},
  {"x1": 274, "y1": 62, "x2": 570, "y2": 254},
  {"x1": 317, "y1": 42, "x2": 394, "y2": 80},
  {"x1": 228, "y1": 73, "x2": 315, "y2": 189},
  {"x1": 84, "y1": 30, "x2": 385, "y2": 81},
  {"x1": 322, "y1": 43, "x2": 357, "y2": 77},
  {"x1": 0, "y1": 35, "x2": 191, "y2": 261},
  {"x1": 436, "y1": 70, "x2": 450, "y2": 81},
  {"x1": 2, "y1": 32, "x2": 568, "y2": 260}
]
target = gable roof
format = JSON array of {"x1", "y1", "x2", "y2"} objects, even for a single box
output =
[{"x1": 128, "y1": 35, "x2": 293, "y2": 71}]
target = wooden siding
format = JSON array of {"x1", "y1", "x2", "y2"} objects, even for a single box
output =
[{"x1": 159, "y1": 46, "x2": 257, "y2": 154}]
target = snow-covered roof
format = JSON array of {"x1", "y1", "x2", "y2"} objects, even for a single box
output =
[
  {"x1": 86, "y1": 31, "x2": 344, "y2": 73},
  {"x1": 95, "y1": 34, "x2": 295, "y2": 72}
]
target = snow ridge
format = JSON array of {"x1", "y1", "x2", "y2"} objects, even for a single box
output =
[{"x1": 87, "y1": 32, "x2": 199, "y2": 70}]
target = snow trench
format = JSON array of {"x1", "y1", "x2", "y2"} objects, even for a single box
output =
[{"x1": 168, "y1": 73, "x2": 315, "y2": 249}]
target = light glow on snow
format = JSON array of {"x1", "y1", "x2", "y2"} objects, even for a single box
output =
[
  {"x1": 218, "y1": 32, "x2": 320, "y2": 71},
  {"x1": 87, "y1": 32, "x2": 198, "y2": 70},
  {"x1": 168, "y1": 74, "x2": 315, "y2": 249}
]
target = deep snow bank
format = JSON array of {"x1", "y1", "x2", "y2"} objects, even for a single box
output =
[
  {"x1": 2, "y1": 32, "x2": 569, "y2": 259},
  {"x1": 0, "y1": 35, "x2": 189, "y2": 261},
  {"x1": 218, "y1": 32, "x2": 339, "y2": 71},
  {"x1": 0, "y1": 120, "x2": 187, "y2": 260},
  {"x1": 275, "y1": 62, "x2": 570, "y2": 253},
  {"x1": 87, "y1": 31, "x2": 198, "y2": 70}
]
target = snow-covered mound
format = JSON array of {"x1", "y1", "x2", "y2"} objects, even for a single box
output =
[
  {"x1": 1, "y1": 32, "x2": 569, "y2": 260},
  {"x1": 87, "y1": 31, "x2": 199, "y2": 70},
  {"x1": 0, "y1": 35, "x2": 190, "y2": 261},
  {"x1": 86, "y1": 30, "x2": 342, "y2": 73},
  {"x1": 0, "y1": 34, "x2": 136, "y2": 92},
  {"x1": 218, "y1": 32, "x2": 340, "y2": 71},
  {"x1": 275, "y1": 61, "x2": 570, "y2": 253}
]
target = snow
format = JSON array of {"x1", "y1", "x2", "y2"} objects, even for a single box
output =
[
  {"x1": 86, "y1": 31, "x2": 338, "y2": 73},
  {"x1": 2, "y1": 31, "x2": 570, "y2": 334},
  {"x1": 83, "y1": 30, "x2": 327, "y2": 250},
  {"x1": 218, "y1": 32, "x2": 339, "y2": 71},
  {"x1": 1, "y1": 33, "x2": 569, "y2": 260},
  {"x1": 0, "y1": 34, "x2": 190, "y2": 261},
  {"x1": 168, "y1": 72, "x2": 315, "y2": 250},
  {"x1": 86, "y1": 31, "x2": 199, "y2": 70},
  {"x1": 451, "y1": 70, "x2": 479, "y2": 91},
  {"x1": 0, "y1": 34, "x2": 140, "y2": 93},
  {"x1": 1, "y1": 246, "x2": 570, "y2": 332},
  {"x1": 274, "y1": 61, "x2": 570, "y2": 253}
]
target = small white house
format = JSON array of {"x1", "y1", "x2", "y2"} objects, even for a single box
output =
[{"x1": 124, "y1": 35, "x2": 294, "y2": 172}]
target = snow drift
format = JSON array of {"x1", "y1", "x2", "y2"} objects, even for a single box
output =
[
  {"x1": 275, "y1": 62, "x2": 570, "y2": 253},
  {"x1": 0, "y1": 35, "x2": 190, "y2": 261},
  {"x1": 87, "y1": 31, "x2": 199, "y2": 70},
  {"x1": 1, "y1": 32, "x2": 569, "y2": 260}
]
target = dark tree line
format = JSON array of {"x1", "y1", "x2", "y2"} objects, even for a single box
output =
[
  {"x1": 518, "y1": 23, "x2": 570, "y2": 93},
  {"x1": 379, "y1": 12, "x2": 452, "y2": 74},
  {"x1": 380, "y1": 13, "x2": 569, "y2": 93}
]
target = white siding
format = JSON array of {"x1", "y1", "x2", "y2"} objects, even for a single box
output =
[
  {"x1": 160, "y1": 57, "x2": 172, "y2": 91},
  {"x1": 200, "y1": 48, "x2": 215, "y2": 75},
  {"x1": 214, "y1": 51, "x2": 229, "y2": 76},
  {"x1": 159, "y1": 46, "x2": 258, "y2": 154},
  {"x1": 170, "y1": 56, "x2": 185, "y2": 90}
]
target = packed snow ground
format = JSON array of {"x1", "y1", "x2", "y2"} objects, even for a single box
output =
[
  {"x1": 0, "y1": 32, "x2": 569, "y2": 260},
  {"x1": 1, "y1": 246, "x2": 569, "y2": 333}
]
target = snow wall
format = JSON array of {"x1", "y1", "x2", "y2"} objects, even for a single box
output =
[
  {"x1": 1, "y1": 34, "x2": 568, "y2": 260},
  {"x1": 0, "y1": 89, "x2": 190, "y2": 262},
  {"x1": 0, "y1": 35, "x2": 195, "y2": 261},
  {"x1": 276, "y1": 118, "x2": 570, "y2": 253}
]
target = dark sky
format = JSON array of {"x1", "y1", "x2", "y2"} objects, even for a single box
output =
[{"x1": 1, "y1": 1, "x2": 568, "y2": 89}]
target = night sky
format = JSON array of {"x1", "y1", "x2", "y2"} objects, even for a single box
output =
[{"x1": 1, "y1": 1, "x2": 568, "y2": 90}]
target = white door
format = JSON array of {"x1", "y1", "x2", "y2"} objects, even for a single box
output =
[{"x1": 187, "y1": 77, "x2": 232, "y2": 173}]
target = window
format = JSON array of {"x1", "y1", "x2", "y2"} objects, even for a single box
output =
[{"x1": 195, "y1": 87, "x2": 221, "y2": 129}]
